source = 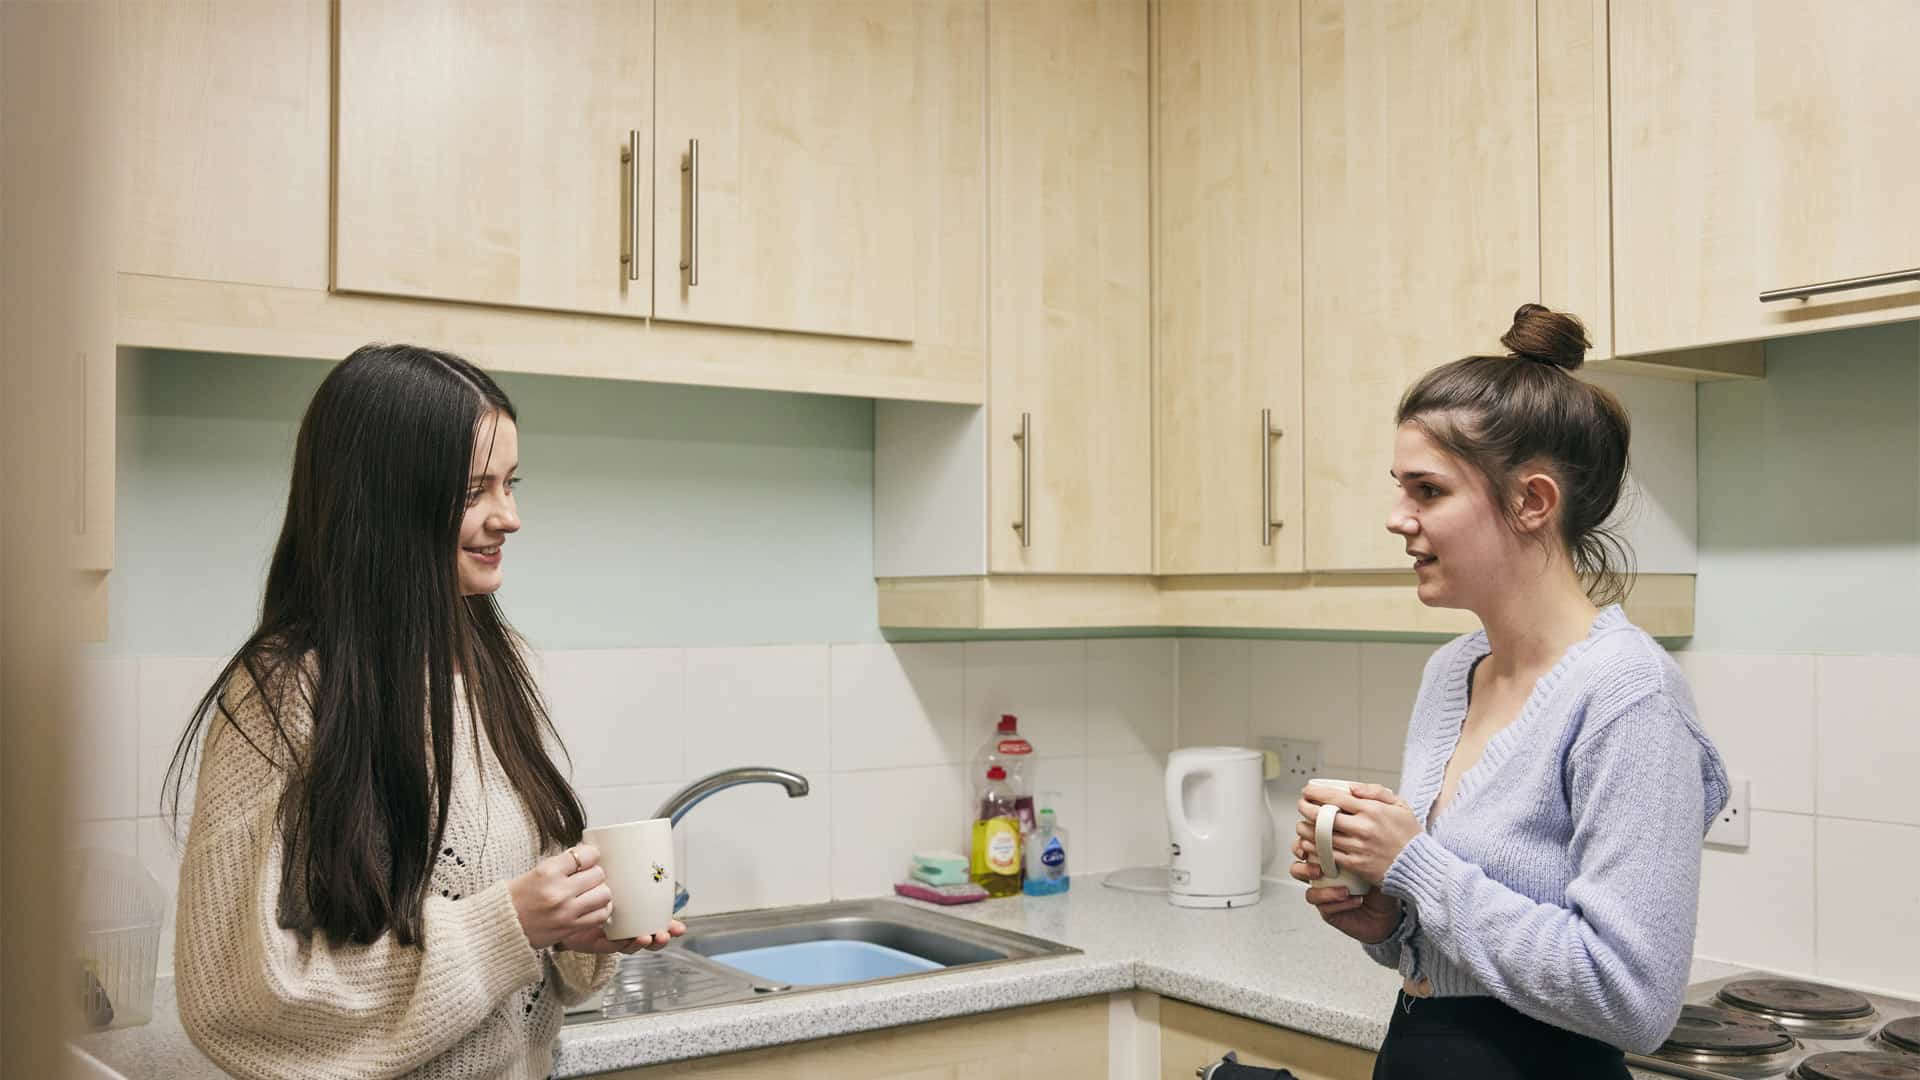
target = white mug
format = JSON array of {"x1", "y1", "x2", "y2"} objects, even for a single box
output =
[
  {"x1": 581, "y1": 817, "x2": 676, "y2": 940},
  {"x1": 1305, "y1": 777, "x2": 1372, "y2": 896}
]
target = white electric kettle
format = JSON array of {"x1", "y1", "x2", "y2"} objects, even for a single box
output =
[{"x1": 1164, "y1": 746, "x2": 1266, "y2": 908}]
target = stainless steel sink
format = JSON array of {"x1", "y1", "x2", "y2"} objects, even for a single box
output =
[{"x1": 563, "y1": 898, "x2": 1078, "y2": 1024}]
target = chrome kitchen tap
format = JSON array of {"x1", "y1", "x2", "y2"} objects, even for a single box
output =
[{"x1": 650, "y1": 767, "x2": 811, "y2": 913}]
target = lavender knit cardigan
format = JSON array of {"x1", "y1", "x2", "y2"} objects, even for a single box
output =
[{"x1": 1361, "y1": 605, "x2": 1730, "y2": 1054}]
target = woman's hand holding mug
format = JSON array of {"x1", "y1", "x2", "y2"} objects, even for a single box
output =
[
  {"x1": 1289, "y1": 780, "x2": 1418, "y2": 944},
  {"x1": 509, "y1": 843, "x2": 616, "y2": 950}
]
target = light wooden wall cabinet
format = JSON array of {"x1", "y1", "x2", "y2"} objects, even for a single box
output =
[
  {"x1": 107, "y1": 0, "x2": 1789, "y2": 639},
  {"x1": 116, "y1": 0, "x2": 984, "y2": 405},
  {"x1": 1611, "y1": 0, "x2": 1920, "y2": 354},
  {"x1": 336, "y1": 0, "x2": 920, "y2": 342},
  {"x1": 651, "y1": 1, "x2": 919, "y2": 341},
  {"x1": 1154, "y1": 0, "x2": 1305, "y2": 576},
  {"x1": 334, "y1": 0, "x2": 655, "y2": 319},
  {"x1": 877, "y1": 0, "x2": 1699, "y2": 636},
  {"x1": 987, "y1": 0, "x2": 1153, "y2": 575},
  {"x1": 874, "y1": 0, "x2": 1153, "y2": 583},
  {"x1": 1299, "y1": 0, "x2": 1544, "y2": 573}
]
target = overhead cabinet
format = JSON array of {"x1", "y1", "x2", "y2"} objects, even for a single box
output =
[
  {"x1": 1156, "y1": 0, "x2": 1556, "y2": 577},
  {"x1": 987, "y1": 0, "x2": 1153, "y2": 575},
  {"x1": 1611, "y1": 0, "x2": 1920, "y2": 354},
  {"x1": 874, "y1": 0, "x2": 1153, "y2": 586},
  {"x1": 651, "y1": 1, "x2": 919, "y2": 341},
  {"x1": 878, "y1": 0, "x2": 1703, "y2": 635},
  {"x1": 1154, "y1": 0, "x2": 1305, "y2": 576},
  {"x1": 335, "y1": 0, "x2": 922, "y2": 342},
  {"x1": 334, "y1": 0, "x2": 656, "y2": 319},
  {"x1": 1299, "y1": 0, "x2": 1543, "y2": 572}
]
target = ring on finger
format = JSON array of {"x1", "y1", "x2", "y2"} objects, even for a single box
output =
[{"x1": 567, "y1": 847, "x2": 583, "y2": 873}]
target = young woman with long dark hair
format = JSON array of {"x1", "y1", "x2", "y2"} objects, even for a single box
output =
[
  {"x1": 1289, "y1": 306, "x2": 1729, "y2": 1078},
  {"x1": 164, "y1": 344, "x2": 679, "y2": 1079}
]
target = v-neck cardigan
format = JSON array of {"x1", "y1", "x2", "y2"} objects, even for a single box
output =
[{"x1": 1358, "y1": 605, "x2": 1730, "y2": 1054}]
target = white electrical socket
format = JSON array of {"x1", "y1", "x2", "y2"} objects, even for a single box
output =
[
  {"x1": 1260, "y1": 737, "x2": 1323, "y2": 785},
  {"x1": 1706, "y1": 776, "x2": 1750, "y2": 849}
]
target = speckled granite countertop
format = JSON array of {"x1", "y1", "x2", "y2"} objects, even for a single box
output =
[{"x1": 72, "y1": 874, "x2": 1752, "y2": 1078}]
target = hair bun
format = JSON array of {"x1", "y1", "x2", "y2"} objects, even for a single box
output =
[{"x1": 1500, "y1": 303, "x2": 1590, "y2": 371}]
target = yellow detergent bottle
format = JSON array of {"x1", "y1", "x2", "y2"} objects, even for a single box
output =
[{"x1": 969, "y1": 765, "x2": 1023, "y2": 897}]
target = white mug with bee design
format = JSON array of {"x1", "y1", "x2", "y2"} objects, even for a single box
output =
[{"x1": 582, "y1": 817, "x2": 676, "y2": 940}]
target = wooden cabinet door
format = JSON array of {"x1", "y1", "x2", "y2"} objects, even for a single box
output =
[
  {"x1": 652, "y1": 1, "x2": 918, "y2": 342},
  {"x1": 1300, "y1": 0, "x2": 1539, "y2": 572},
  {"x1": 988, "y1": 0, "x2": 1152, "y2": 575},
  {"x1": 334, "y1": 0, "x2": 653, "y2": 318},
  {"x1": 596, "y1": 996, "x2": 1107, "y2": 1078},
  {"x1": 1156, "y1": 0, "x2": 1304, "y2": 575},
  {"x1": 1159, "y1": 999, "x2": 1376, "y2": 1080},
  {"x1": 115, "y1": 0, "x2": 331, "y2": 291},
  {"x1": 1611, "y1": 0, "x2": 1920, "y2": 355}
]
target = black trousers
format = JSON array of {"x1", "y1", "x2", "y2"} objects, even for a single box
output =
[{"x1": 1371, "y1": 993, "x2": 1631, "y2": 1080}]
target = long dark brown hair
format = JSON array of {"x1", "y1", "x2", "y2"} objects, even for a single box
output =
[
  {"x1": 1397, "y1": 304, "x2": 1635, "y2": 605},
  {"x1": 162, "y1": 343, "x2": 584, "y2": 946}
]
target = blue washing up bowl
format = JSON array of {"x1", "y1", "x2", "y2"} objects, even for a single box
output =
[{"x1": 706, "y1": 939, "x2": 945, "y2": 987}]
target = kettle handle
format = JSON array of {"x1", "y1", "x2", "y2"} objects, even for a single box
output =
[{"x1": 1165, "y1": 754, "x2": 1202, "y2": 841}]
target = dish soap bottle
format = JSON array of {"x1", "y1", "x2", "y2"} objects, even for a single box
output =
[
  {"x1": 970, "y1": 765, "x2": 1023, "y2": 897},
  {"x1": 974, "y1": 714, "x2": 1036, "y2": 832},
  {"x1": 1023, "y1": 807, "x2": 1070, "y2": 896}
]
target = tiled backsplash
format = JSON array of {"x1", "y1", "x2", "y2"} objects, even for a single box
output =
[
  {"x1": 70, "y1": 639, "x2": 1178, "y2": 975},
  {"x1": 1181, "y1": 637, "x2": 1920, "y2": 999},
  {"x1": 1677, "y1": 651, "x2": 1920, "y2": 996},
  {"x1": 68, "y1": 636, "x2": 1920, "y2": 998}
]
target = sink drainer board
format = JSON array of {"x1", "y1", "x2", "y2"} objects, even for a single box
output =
[
  {"x1": 565, "y1": 897, "x2": 1079, "y2": 1024},
  {"x1": 706, "y1": 940, "x2": 943, "y2": 986}
]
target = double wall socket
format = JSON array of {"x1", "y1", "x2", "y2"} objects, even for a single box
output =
[
  {"x1": 1705, "y1": 776, "x2": 1750, "y2": 849},
  {"x1": 1260, "y1": 737, "x2": 1323, "y2": 785}
]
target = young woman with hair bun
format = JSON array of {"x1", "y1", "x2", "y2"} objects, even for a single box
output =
[{"x1": 1290, "y1": 305, "x2": 1729, "y2": 1078}]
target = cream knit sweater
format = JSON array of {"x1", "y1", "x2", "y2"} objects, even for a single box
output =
[{"x1": 175, "y1": 661, "x2": 616, "y2": 1080}]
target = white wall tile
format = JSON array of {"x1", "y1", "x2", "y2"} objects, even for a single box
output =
[
  {"x1": 1816, "y1": 655, "x2": 1920, "y2": 825},
  {"x1": 1358, "y1": 644, "x2": 1432, "y2": 773},
  {"x1": 1262, "y1": 776, "x2": 1306, "y2": 877},
  {"x1": 1674, "y1": 652, "x2": 1815, "y2": 814},
  {"x1": 136, "y1": 817, "x2": 183, "y2": 977},
  {"x1": 1815, "y1": 816, "x2": 1920, "y2": 996},
  {"x1": 829, "y1": 643, "x2": 964, "y2": 771},
  {"x1": 830, "y1": 766, "x2": 969, "y2": 899},
  {"x1": 542, "y1": 648, "x2": 684, "y2": 789},
  {"x1": 1693, "y1": 810, "x2": 1816, "y2": 974},
  {"x1": 137, "y1": 656, "x2": 230, "y2": 818},
  {"x1": 1026, "y1": 755, "x2": 1088, "y2": 849},
  {"x1": 578, "y1": 782, "x2": 690, "y2": 879},
  {"x1": 962, "y1": 641, "x2": 1087, "y2": 760},
  {"x1": 678, "y1": 778, "x2": 832, "y2": 917},
  {"x1": 73, "y1": 659, "x2": 140, "y2": 821},
  {"x1": 1082, "y1": 754, "x2": 1172, "y2": 874},
  {"x1": 1177, "y1": 639, "x2": 1249, "y2": 749},
  {"x1": 1249, "y1": 641, "x2": 1359, "y2": 765},
  {"x1": 1087, "y1": 639, "x2": 1176, "y2": 756},
  {"x1": 684, "y1": 645, "x2": 831, "y2": 776}
]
